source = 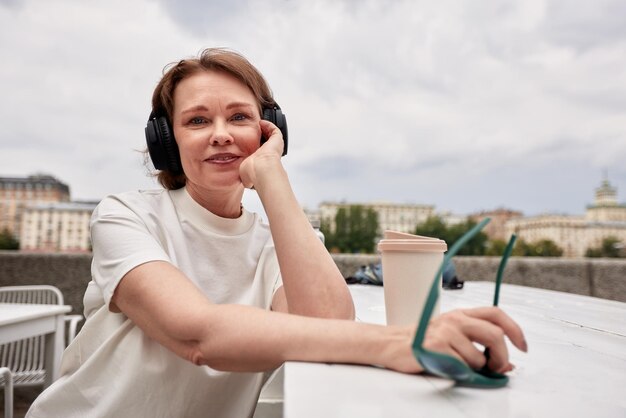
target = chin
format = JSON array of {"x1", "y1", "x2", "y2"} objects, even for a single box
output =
[{"x1": 208, "y1": 177, "x2": 245, "y2": 192}]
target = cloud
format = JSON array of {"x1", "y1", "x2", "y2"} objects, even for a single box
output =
[
  {"x1": 542, "y1": 0, "x2": 626, "y2": 51},
  {"x1": 1, "y1": 0, "x2": 624, "y2": 216}
]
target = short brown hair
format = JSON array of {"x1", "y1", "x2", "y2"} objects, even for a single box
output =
[{"x1": 149, "y1": 48, "x2": 275, "y2": 190}]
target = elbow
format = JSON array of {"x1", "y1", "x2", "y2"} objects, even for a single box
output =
[
  {"x1": 184, "y1": 337, "x2": 215, "y2": 367},
  {"x1": 188, "y1": 345, "x2": 206, "y2": 366},
  {"x1": 186, "y1": 341, "x2": 230, "y2": 371},
  {"x1": 185, "y1": 340, "x2": 281, "y2": 373}
]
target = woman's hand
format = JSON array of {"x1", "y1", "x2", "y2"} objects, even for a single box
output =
[
  {"x1": 383, "y1": 307, "x2": 527, "y2": 374},
  {"x1": 239, "y1": 120, "x2": 284, "y2": 189},
  {"x1": 423, "y1": 307, "x2": 527, "y2": 373}
]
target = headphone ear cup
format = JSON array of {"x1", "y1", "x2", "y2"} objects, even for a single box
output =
[
  {"x1": 262, "y1": 107, "x2": 289, "y2": 156},
  {"x1": 157, "y1": 117, "x2": 182, "y2": 173},
  {"x1": 145, "y1": 116, "x2": 182, "y2": 174}
]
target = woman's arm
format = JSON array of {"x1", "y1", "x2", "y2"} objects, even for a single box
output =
[
  {"x1": 112, "y1": 260, "x2": 526, "y2": 373},
  {"x1": 113, "y1": 261, "x2": 398, "y2": 371},
  {"x1": 240, "y1": 120, "x2": 354, "y2": 320}
]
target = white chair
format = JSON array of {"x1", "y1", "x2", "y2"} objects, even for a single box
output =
[
  {"x1": 0, "y1": 367, "x2": 13, "y2": 418},
  {"x1": 253, "y1": 365, "x2": 284, "y2": 418},
  {"x1": 0, "y1": 285, "x2": 83, "y2": 417}
]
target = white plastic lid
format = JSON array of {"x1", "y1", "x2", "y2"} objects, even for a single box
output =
[{"x1": 377, "y1": 230, "x2": 447, "y2": 253}]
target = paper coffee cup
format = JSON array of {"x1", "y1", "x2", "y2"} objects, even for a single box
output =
[{"x1": 378, "y1": 231, "x2": 447, "y2": 326}]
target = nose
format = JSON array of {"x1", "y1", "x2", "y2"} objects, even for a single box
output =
[{"x1": 209, "y1": 120, "x2": 234, "y2": 146}]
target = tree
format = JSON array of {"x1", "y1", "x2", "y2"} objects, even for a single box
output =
[
  {"x1": 0, "y1": 228, "x2": 19, "y2": 250},
  {"x1": 513, "y1": 239, "x2": 563, "y2": 257},
  {"x1": 413, "y1": 217, "x2": 565, "y2": 257},
  {"x1": 586, "y1": 236, "x2": 624, "y2": 258},
  {"x1": 321, "y1": 205, "x2": 379, "y2": 253},
  {"x1": 485, "y1": 239, "x2": 507, "y2": 256},
  {"x1": 413, "y1": 216, "x2": 448, "y2": 241},
  {"x1": 414, "y1": 216, "x2": 488, "y2": 255},
  {"x1": 448, "y1": 220, "x2": 489, "y2": 255},
  {"x1": 320, "y1": 217, "x2": 335, "y2": 251}
]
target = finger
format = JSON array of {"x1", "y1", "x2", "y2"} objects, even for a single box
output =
[
  {"x1": 447, "y1": 313, "x2": 512, "y2": 372},
  {"x1": 258, "y1": 120, "x2": 284, "y2": 157},
  {"x1": 462, "y1": 319, "x2": 511, "y2": 372},
  {"x1": 259, "y1": 120, "x2": 282, "y2": 142},
  {"x1": 460, "y1": 309, "x2": 518, "y2": 373},
  {"x1": 423, "y1": 320, "x2": 484, "y2": 369},
  {"x1": 463, "y1": 306, "x2": 528, "y2": 353},
  {"x1": 238, "y1": 157, "x2": 255, "y2": 189},
  {"x1": 449, "y1": 334, "x2": 487, "y2": 370}
]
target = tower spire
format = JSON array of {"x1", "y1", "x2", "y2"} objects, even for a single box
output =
[{"x1": 595, "y1": 173, "x2": 617, "y2": 207}]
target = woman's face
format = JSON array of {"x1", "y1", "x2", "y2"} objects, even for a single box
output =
[{"x1": 172, "y1": 70, "x2": 262, "y2": 194}]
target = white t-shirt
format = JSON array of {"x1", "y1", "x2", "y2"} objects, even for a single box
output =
[{"x1": 27, "y1": 187, "x2": 282, "y2": 418}]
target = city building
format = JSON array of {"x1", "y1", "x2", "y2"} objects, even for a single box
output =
[
  {"x1": 469, "y1": 208, "x2": 523, "y2": 241},
  {"x1": 0, "y1": 174, "x2": 70, "y2": 237},
  {"x1": 318, "y1": 201, "x2": 435, "y2": 235},
  {"x1": 438, "y1": 210, "x2": 469, "y2": 227},
  {"x1": 20, "y1": 201, "x2": 98, "y2": 253},
  {"x1": 505, "y1": 178, "x2": 626, "y2": 258}
]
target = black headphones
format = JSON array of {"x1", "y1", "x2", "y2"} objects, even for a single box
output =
[{"x1": 145, "y1": 103, "x2": 288, "y2": 174}]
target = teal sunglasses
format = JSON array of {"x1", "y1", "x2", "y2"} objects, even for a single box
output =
[{"x1": 411, "y1": 218, "x2": 517, "y2": 388}]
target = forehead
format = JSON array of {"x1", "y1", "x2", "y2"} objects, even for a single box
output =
[{"x1": 173, "y1": 70, "x2": 258, "y2": 110}]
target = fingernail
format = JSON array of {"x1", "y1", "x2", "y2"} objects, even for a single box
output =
[
  {"x1": 498, "y1": 364, "x2": 512, "y2": 374},
  {"x1": 522, "y1": 339, "x2": 528, "y2": 352}
]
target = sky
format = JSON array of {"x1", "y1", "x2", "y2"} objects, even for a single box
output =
[{"x1": 1, "y1": 0, "x2": 625, "y2": 219}]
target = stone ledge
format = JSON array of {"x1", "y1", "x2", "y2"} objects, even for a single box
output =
[
  {"x1": 1, "y1": 252, "x2": 624, "y2": 322},
  {"x1": 332, "y1": 254, "x2": 625, "y2": 303}
]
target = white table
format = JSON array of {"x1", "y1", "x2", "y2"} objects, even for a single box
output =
[
  {"x1": 284, "y1": 282, "x2": 626, "y2": 418},
  {"x1": 0, "y1": 303, "x2": 71, "y2": 387}
]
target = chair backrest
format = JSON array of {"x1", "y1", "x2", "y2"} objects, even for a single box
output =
[
  {"x1": 0, "y1": 285, "x2": 64, "y2": 306},
  {"x1": 0, "y1": 285, "x2": 67, "y2": 387}
]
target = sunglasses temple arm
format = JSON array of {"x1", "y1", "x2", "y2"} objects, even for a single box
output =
[
  {"x1": 412, "y1": 260, "x2": 445, "y2": 348},
  {"x1": 493, "y1": 234, "x2": 517, "y2": 307},
  {"x1": 483, "y1": 233, "x2": 518, "y2": 367}
]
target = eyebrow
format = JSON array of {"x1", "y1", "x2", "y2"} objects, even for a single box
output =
[
  {"x1": 226, "y1": 101, "x2": 255, "y2": 110},
  {"x1": 180, "y1": 102, "x2": 255, "y2": 115},
  {"x1": 180, "y1": 105, "x2": 209, "y2": 115}
]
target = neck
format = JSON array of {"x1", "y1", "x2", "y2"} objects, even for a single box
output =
[{"x1": 185, "y1": 184, "x2": 244, "y2": 219}]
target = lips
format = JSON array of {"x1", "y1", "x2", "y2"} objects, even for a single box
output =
[{"x1": 205, "y1": 153, "x2": 240, "y2": 164}]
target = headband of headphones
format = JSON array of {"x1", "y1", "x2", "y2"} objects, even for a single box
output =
[{"x1": 145, "y1": 103, "x2": 288, "y2": 175}]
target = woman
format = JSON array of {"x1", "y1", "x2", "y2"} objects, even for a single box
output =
[{"x1": 27, "y1": 48, "x2": 526, "y2": 418}]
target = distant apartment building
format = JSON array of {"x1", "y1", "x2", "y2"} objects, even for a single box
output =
[
  {"x1": 318, "y1": 201, "x2": 435, "y2": 235},
  {"x1": 20, "y1": 201, "x2": 98, "y2": 253},
  {"x1": 0, "y1": 174, "x2": 70, "y2": 237},
  {"x1": 469, "y1": 208, "x2": 524, "y2": 241},
  {"x1": 438, "y1": 211, "x2": 469, "y2": 226},
  {"x1": 505, "y1": 178, "x2": 626, "y2": 258}
]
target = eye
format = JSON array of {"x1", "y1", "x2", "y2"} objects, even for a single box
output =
[
  {"x1": 189, "y1": 116, "x2": 206, "y2": 125},
  {"x1": 231, "y1": 113, "x2": 248, "y2": 121}
]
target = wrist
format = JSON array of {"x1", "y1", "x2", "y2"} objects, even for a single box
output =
[
  {"x1": 252, "y1": 155, "x2": 286, "y2": 192},
  {"x1": 376, "y1": 325, "x2": 423, "y2": 373}
]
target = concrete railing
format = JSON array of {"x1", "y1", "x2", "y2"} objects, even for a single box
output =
[
  {"x1": 1, "y1": 252, "x2": 625, "y2": 321},
  {"x1": 331, "y1": 254, "x2": 625, "y2": 303}
]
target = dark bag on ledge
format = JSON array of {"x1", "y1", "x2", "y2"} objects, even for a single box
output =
[
  {"x1": 346, "y1": 263, "x2": 383, "y2": 286},
  {"x1": 346, "y1": 259, "x2": 464, "y2": 289}
]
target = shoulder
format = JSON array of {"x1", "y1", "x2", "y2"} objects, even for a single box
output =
[
  {"x1": 91, "y1": 189, "x2": 182, "y2": 236},
  {"x1": 93, "y1": 189, "x2": 172, "y2": 218}
]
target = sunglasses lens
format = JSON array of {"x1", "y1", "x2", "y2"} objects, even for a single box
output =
[
  {"x1": 419, "y1": 351, "x2": 472, "y2": 380},
  {"x1": 457, "y1": 370, "x2": 510, "y2": 388}
]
